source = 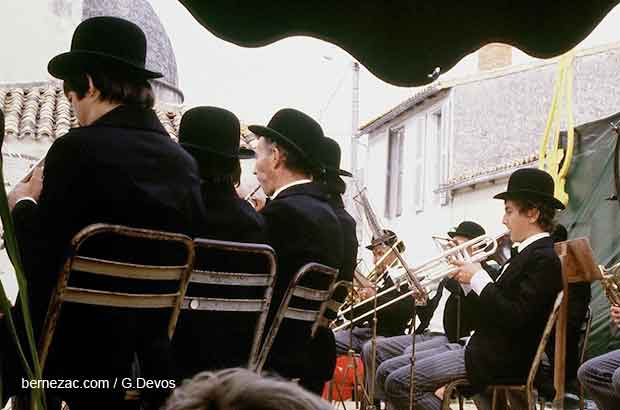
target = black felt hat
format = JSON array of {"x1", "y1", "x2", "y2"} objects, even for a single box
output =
[
  {"x1": 494, "y1": 168, "x2": 565, "y2": 210},
  {"x1": 249, "y1": 108, "x2": 324, "y2": 169},
  {"x1": 365, "y1": 229, "x2": 405, "y2": 252},
  {"x1": 179, "y1": 106, "x2": 254, "y2": 159},
  {"x1": 317, "y1": 137, "x2": 353, "y2": 177},
  {"x1": 48, "y1": 16, "x2": 162, "y2": 80},
  {"x1": 448, "y1": 221, "x2": 486, "y2": 240}
]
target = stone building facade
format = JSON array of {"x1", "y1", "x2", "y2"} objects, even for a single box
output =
[{"x1": 355, "y1": 42, "x2": 620, "y2": 265}]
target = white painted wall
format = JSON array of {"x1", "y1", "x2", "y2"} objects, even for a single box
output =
[{"x1": 356, "y1": 94, "x2": 511, "y2": 271}]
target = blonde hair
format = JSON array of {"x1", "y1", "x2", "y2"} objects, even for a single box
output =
[{"x1": 164, "y1": 368, "x2": 332, "y2": 410}]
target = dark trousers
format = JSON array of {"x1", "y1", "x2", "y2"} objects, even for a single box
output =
[{"x1": 578, "y1": 349, "x2": 620, "y2": 410}]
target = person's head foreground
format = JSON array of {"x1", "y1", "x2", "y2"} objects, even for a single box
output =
[{"x1": 164, "y1": 368, "x2": 333, "y2": 410}]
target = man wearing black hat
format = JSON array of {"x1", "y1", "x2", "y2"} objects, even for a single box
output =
[
  {"x1": 333, "y1": 229, "x2": 414, "y2": 355},
  {"x1": 250, "y1": 108, "x2": 344, "y2": 393},
  {"x1": 382, "y1": 168, "x2": 564, "y2": 410},
  {"x1": 5, "y1": 17, "x2": 206, "y2": 409},
  {"x1": 172, "y1": 106, "x2": 266, "y2": 378},
  {"x1": 314, "y1": 137, "x2": 357, "y2": 304}
]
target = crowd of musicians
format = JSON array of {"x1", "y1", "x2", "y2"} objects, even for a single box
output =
[{"x1": 0, "y1": 15, "x2": 619, "y2": 410}]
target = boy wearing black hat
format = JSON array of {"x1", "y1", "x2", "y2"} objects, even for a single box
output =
[
  {"x1": 172, "y1": 106, "x2": 266, "y2": 378},
  {"x1": 382, "y1": 168, "x2": 564, "y2": 410},
  {"x1": 250, "y1": 109, "x2": 344, "y2": 394},
  {"x1": 5, "y1": 17, "x2": 206, "y2": 409}
]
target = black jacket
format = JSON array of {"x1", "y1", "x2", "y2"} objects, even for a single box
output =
[
  {"x1": 173, "y1": 181, "x2": 267, "y2": 377},
  {"x1": 7, "y1": 105, "x2": 206, "y2": 405},
  {"x1": 463, "y1": 236, "x2": 563, "y2": 387},
  {"x1": 261, "y1": 182, "x2": 343, "y2": 383},
  {"x1": 328, "y1": 195, "x2": 357, "y2": 305}
]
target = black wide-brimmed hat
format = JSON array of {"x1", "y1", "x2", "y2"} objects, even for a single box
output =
[
  {"x1": 248, "y1": 108, "x2": 324, "y2": 169},
  {"x1": 366, "y1": 229, "x2": 405, "y2": 252},
  {"x1": 448, "y1": 221, "x2": 486, "y2": 240},
  {"x1": 317, "y1": 137, "x2": 353, "y2": 177},
  {"x1": 179, "y1": 106, "x2": 254, "y2": 159},
  {"x1": 48, "y1": 16, "x2": 162, "y2": 80},
  {"x1": 494, "y1": 168, "x2": 565, "y2": 210}
]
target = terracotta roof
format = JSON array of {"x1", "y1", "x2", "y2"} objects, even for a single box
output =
[
  {"x1": 0, "y1": 81, "x2": 254, "y2": 189},
  {"x1": 0, "y1": 81, "x2": 254, "y2": 144}
]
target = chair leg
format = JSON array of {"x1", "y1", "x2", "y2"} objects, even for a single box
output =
[
  {"x1": 459, "y1": 393, "x2": 465, "y2": 410},
  {"x1": 491, "y1": 388, "x2": 498, "y2": 410}
]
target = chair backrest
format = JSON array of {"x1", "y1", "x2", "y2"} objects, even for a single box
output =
[
  {"x1": 526, "y1": 291, "x2": 565, "y2": 390},
  {"x1": 38, "y1": 223, "x2": 195, "y2": 371},
  {"x1": 182, "y1": 238, "x2": 277, "y2": 369},
  {"x1": 255, "y1": 262, "x2": 339, "y2": 372}
]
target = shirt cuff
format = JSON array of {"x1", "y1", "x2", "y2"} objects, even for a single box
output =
[
  {"x1": 16, "y1": 197, "x2": 38, "y2": 206},
  {"x1": 460, "y1": 283, "x2": 472, "y2": 295},
  {"x1": 470, "y1": 269, "x2": 493, "y2": 296}
]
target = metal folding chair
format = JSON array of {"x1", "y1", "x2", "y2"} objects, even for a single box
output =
[
  {"x1": 441, "y1": 291, "x2": 565, "y2": 410},
  {"x1": 255, "y1": 262, "x2": 340, "y2": 373},
  {"x1": 181, "y1": 238, "x2": 277, "y2": 370},
  {"x1": 27, "y1": 223, "x2": 195, "y2": 409}
]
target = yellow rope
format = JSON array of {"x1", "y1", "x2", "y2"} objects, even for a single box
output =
[{"x1": 538, "y1": 49, "x2": 576, "y2": 207}]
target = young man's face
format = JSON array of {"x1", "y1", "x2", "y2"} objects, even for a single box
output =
[
  {"x1": 65, "y1": 89, "x2": 94, "y2": 126},
  {"x1": 372, "y1": 244, "x2": 398, "y2": 272},
  {"x1": 502, "y1": 199, "x2": 540, "y2": 242},
  {"x1": 253, "y1": 137, "x2": 278, "y2": 197}
]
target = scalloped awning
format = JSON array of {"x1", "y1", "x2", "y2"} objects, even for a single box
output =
[{"x1": 179, "y1": 1, "x2": 620, "y2": 87}]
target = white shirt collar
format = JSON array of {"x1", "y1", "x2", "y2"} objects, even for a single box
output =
[
  {"x1": 270, "y1": 179, "x2": 312, "y2": 200},
  {"x1": 517, "y1": 232, "x2": 550, "y2": 254}
]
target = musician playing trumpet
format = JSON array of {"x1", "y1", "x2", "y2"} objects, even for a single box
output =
[
  {"x1": 382, "y1": 168, "x2": 564, "y2": 410},
  {"x1": 366, "y1": 221, "x2": 492, "y2": 404}
]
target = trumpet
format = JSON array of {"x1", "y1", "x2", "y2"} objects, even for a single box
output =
[{"x1": 333, "y1": 231, "x2": 508, "y2": 331}]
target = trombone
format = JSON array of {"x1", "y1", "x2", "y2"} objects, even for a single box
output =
[{"x1": 333, "y1": 231, "x2": 508, "y2": 331}]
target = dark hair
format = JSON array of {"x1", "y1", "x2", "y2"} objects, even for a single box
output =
[
  {"x1": 263, "y1": 136, "x2": 313, "y2": 176},
  {"x1": 194, "y1": 151, "x2": 241, "y2": 185},
  {"x1": 63, "y1": 67, "x2": 155, "y2": 108},
  {"x1": 512, "y1": 197, "x2": 557, "y2": 233},
  {"x1": 316, "y1": 173, "x2": 346, "y2": 196}
]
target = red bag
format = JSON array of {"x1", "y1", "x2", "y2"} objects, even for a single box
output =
[{"x1": 322, "y1": 354, "x2": 364, "y2": 401}]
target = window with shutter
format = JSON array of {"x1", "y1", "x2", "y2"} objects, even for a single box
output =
[
  {"x1": 385, "y1": 127, "x2": 405, "y2": 219},
  {"x1": 413, "y1": 117, "x2": 426, "y2": 212}
]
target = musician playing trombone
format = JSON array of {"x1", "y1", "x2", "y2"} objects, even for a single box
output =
[
  {"x1": 381, "y1": 168, "x2": 564, "y2": 410},
  {"x1": 333, "y1": 229, "x2": 414, "y2": 355},
  {"x1": 365, "y1": 221, "x2": 491, "y2": 404}
]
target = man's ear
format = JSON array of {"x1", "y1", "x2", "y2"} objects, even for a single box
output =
[
  {"x1": 85, "y1": 74, "x2": 99, "y2": 99},
  {"x1": 527, "y1": 207, "x2": 541, "y2": 224},
  {"x1": 272, "y1": 145, "x2": 285, "y2": 169}
]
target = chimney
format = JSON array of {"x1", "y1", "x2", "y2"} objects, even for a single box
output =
[{"x1": 478, "y1": 43, "x2": 512, "y2": 71}]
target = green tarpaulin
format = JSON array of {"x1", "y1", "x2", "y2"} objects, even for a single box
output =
[{"x1": 559, "y1": 111, "x2": 620, "y2": 359}]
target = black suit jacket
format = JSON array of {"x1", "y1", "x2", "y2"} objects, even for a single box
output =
[
  {"x1": 173, "y1": 181, "x2": 267, "y2": 377},
  {"x1": 464, "y1": 236, "x2": 563, "y2": 387},
  {"x1": 8, "y1": 105, "x2": 206, "y2": 403},
  {"x1": 261, "y1": 182, "x2": 343, "y2": 382},
  {"x1": 328, "y1": 195, "x2": 357, "y2": 306}
]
